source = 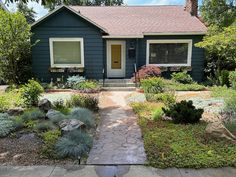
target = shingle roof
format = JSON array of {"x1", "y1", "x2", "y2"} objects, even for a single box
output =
[{"x1": 70, "y1": 6, "x2": 207, "y2": 37}]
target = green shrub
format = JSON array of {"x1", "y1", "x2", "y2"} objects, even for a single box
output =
[
  {"x1": 70, "y1": 108, "x2": 95, "y2": 128},
  {"x1": 229, "y1": 71, "x2": 236, "y2": 89},
  {"x1": 20, "y1": 108, "x2": 45, "y2": 121},
  {"x1": 55, "y1": 130, "x2": 93, "y2": 159},
  {"x1": 0, "y1": 90, "x2": 23, "y2": 112},
  {"x1": 0, "y1": 113, "x2": 16, "y2": 137},
  {"x1": 24, "y1": 120, "x2": 38, "y2": 129},
  {"x1": 41, "y1": 129, "x2": 62, "y2": 158},
  {"x1": 145, "y1": 92, "x2": 176, "y2": 106},
  {"x1": 141, "y1": 77, "x2": 165, "y2": 94},
  {"x1": 171, "y1": 71, "x2": 194, "y2": 84},
  {"x1": 163, "y1": 100, "x2": 204, "y2": 124},
  {"x1": 73, "y1": 80, "x2": 100, "y2": 92},
  {"x1": 35, "y1": 121, "x2": 55, "y2": 132},
  {"x1": 224, "y1": 92, "x2": 236, "y2": 120},
  {"x1": 13, "y1": 116, "x2": 24, "y2": 130},
  {"x1": 52, "y1": 99, "x2": 70, "y2": 115},
  {"x1": 167, "y1": 82, "x2": 205, "y2": 91},
  {"x1": 224, "y1": 120, "x2": 236, "y2": 133},
  {"x1": 67, "y1": 94, "x2": 99, "y2": 111},
  {"x1": 152, "y1": 107, "x2": 164, "y2": 121},
  {"x1": 20, "y1": 79, "x2": 44, "y2": 106},
  {"x1": 66, "y1": 75, "x2": 85, "y2": 88}
]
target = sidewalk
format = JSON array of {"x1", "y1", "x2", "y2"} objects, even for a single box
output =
[{"x1": 0, "y1": 165, "x2": 235, "y2": 177}]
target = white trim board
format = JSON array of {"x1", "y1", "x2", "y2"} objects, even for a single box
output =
[
  {"x1": 106, "y1": 40, "x2": 126, "y2": 78},
  {"x1": 49, "y1": 37, "x2": 84, "y2": 68},
  {"x1": 146, "y1": 39, "x2": 193, "y2": 67}
]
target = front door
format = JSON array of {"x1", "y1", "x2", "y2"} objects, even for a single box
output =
[{"x1": 107, "y1": 41, "x2": 126, "y2": 78}]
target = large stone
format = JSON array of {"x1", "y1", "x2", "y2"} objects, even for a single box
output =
[
  {"x1": 7, "y1": 108, "x2": 24, "y2": 116},
  {"x1": 38, "y1": 99, "x2": 52, "y2": 112},
  {"x1": 205, "y1": 122, "x2": 236, "y2": 142},
  {"x1": 59, "y1": 119, "x2": 85, "y2": 131}
]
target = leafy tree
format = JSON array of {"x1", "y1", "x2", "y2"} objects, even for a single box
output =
[
  {"x1": 201, "y1": 0, "x2": 236, "y2": 27},
  {"x1": 0, "y1": 10, "x2": 32, "y2": 84},
  {"x1": 17, "y1": 1, "x2": 36, "y2": 24}
]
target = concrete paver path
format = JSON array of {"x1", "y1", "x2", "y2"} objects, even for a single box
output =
[
  {"x1": 87, "y1": 91, "x2": 146, "y2": 164},
  {"x1": 1, "y1": 166, "x2": 236, "y2": 177}
]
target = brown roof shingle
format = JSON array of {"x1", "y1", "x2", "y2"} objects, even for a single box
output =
[{"x1": 70, "y1": 6, "x2": 207, "y2": 37}]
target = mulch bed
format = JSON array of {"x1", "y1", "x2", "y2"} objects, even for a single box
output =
[{"x1": 0, "y1": 132, "x2": 75, "y2": 166}]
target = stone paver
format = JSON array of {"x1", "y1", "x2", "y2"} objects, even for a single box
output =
[
  {"x1": 1, "y1": 166, "x2": 236, "y2": 177},
  {"x1": 87, "y1": 91, "x2": 146, "y2": 164}
]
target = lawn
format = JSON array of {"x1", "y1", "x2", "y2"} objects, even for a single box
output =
[{"x1": 131, "y1": 101, "x2": 236, "y2": 168}]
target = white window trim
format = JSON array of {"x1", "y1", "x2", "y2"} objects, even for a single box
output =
[
  {"x1": 49, "y1": 38, "x2": 84, "y2": 68},
  {"x1": 146, "y1": 39, "x2": 192, "y2": 67}
]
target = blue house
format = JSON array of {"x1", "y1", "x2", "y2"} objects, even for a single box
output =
[{"x1": 31, "y1": 0, "x2": 207, "y2": 83}]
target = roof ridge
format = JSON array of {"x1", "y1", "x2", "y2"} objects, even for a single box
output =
[{"x1": 70, "y1": 5, "x2": 184, "y2": 7}]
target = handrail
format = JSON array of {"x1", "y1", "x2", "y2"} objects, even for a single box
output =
[
  {"x1": 134, "y1": 63, "x2": 137, "y2": 88},
  {"x1": 102, "y1": 68, "x2": 105, "y2": 87}
]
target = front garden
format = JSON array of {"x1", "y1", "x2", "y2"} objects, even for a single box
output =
[
  {"x1": 129, "y1": 66, "x2": 236, "y2": 168},
  {"x1": 0, "y1": 76, "x2": 100, "y2": 165}
]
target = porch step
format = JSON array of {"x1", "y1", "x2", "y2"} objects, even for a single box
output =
[
  {"x1": 99, "y1": 79, "x2": 136, "y2": 87},
  {"x1": 101, "y1": 87, "x2": 136, "y2": 91}
]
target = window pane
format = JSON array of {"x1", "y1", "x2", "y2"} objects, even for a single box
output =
[
  {"x1": 149, "y1": 43, "x2": 188, "y2": 64},
  {"x1": 53, "y1": 41, "x2": 81, "y2": 64}
]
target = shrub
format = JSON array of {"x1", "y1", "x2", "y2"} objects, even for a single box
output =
[
  {"x1": 20, "y1": 79, "x2": 44, "y2": 106},
  {"x1": 152, "y1": 107, "x2": 164, "y2": 121},
  {"x1": 145, "y1": 92, "x2": 176, "y2": 106},
  {"x1": 133, "y1": 65, "x2": 161, "y2": 82},
  {"x1": 20, "y1": 108, "x2": 45, "y2": 121},
  {"x1": 55, "y1": 130, "x2": 93, "y2": 159},
  {"x1": 67, "y1": 94, "x2": 99, "y2": 111},
  {"x1": 224, "y1": 120, "x2": 236, "y2": 133},
  {"x1": 69, "y1": 108, "x2": 95, "y2": 128},
  {"x1": 52, "y1": 99, "x2": 70, "y2": 115},
  {"x1": 0, "y1": 113, "x2": 16, "y2": 137},
  {"x1": 0, "y1": 90, "x2": 23, "y2": 112},
  {"x1": 41, "y1": 129, "x2": 61, "y2": 158},
  {"x1": 229, "y1": 71, "x2": 236, "y2": 89},
  {"x1": 25, "y1": 120, "x2": 38, "y2": 129},
  {"x1": 167, "y1": 82, "x2": 206, "y2": 91},
  {"x1": 13, "y1": 116, "x2": 24, "y2": 130},
  {"x1": 73, "y1": 80, "x2": 100, "y2": 92},
  {"x1": 162, "y1": 100, "x2": 204, "y2": 124},
  {"x1": 141, "y1": 77, "x2": 165, "y2": 94},
  {"x1": 171, "y1": 71, "x2": 194, "y2": 84},
  {"x1": 35, "y1": 121, "x2": 55, "y2": 132},
  {"x1": 66, "y1": 75, "x2": 85, "y2": 88},
  {"x1": 224, "y1": 92, "x2": 236, "y2": 120}
]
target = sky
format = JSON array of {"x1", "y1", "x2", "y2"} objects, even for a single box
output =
[{"x1": 5, "y1": 0, "x2": 203, "y2": 20}]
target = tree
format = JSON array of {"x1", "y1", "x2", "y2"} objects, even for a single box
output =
[
  {"x1": 17, "y1": 1, "x2": 36, "y2": 24},
  {"x1": 201, "y1": 0, "x2": 236, "y2": 27},
  {"x1": 0, "y1": 10, "x2": 32, "y2": 84}
]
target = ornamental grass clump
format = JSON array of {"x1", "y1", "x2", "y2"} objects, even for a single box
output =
[
  {"x1": 162, "y1": 100, "x2": 204, "y2": 124},
  {"x1": 0, "y1": 113, "x2": 16, "y2": 137},
  {"x1": 20, "y1": 108, "x2": 45, "y2": 121},
  {"x1": 70, "y1": 108, "x2": 95, "y2": 128},
  {"x1": 141, "y1": 77, "x2": 166, "y2": 94},
  {"x1": 55, "y1": 130, "x2": 93, "y2": 159}
]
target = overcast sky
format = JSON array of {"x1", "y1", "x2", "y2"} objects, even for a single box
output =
[{"x1": 5, "y1": 0, "x2": 203, "y2": 20}]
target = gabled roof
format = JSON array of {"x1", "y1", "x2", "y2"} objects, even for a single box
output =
[
  {"x1": 71, "y1": 6, "x2": 207, "y2": 37},
  {"x1": 32, "y1": 5, "x2": 207, "y2": 38},
  {"x1": 31, "y1": 5, "x2": 108, "y2": 33}
]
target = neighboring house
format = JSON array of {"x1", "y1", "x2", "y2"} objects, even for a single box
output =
[
  {"x1": 31, "y1": 0, "x2": 207, "y2": 82},
  {"x1": 0, "y1": 0, "x2": 8, "y2": 11}
]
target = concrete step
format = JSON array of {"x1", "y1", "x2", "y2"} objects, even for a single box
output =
[
  {"x1": 101, "y1": 87, "x2": 136, "y2": 91},
  {"x1": 100, "y1": 83, "x2": 136, "y2": 87},
  {"x1": 99, "y1": 79, "x2": 133, "y2": 84}
]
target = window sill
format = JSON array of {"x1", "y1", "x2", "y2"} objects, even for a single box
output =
[
  {"x1": 49, "y1": 67, "x2": 84, "y2": 73},
  {"x1": 158, "y1": 66, "x2": 192, "y2": 72}
]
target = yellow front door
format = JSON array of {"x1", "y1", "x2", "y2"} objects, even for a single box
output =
[{"x1": 111, "y1": 44, "x2": 122, "y2": 69}]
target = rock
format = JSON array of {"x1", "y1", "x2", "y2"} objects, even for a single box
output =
[
  {"x1": 0, "y1": 152, "x2": 10, "y2": 160},
  {"x1": 205, "y1": 122, "x2": 236, "y2": 142},
  {"x1": 161, "y1": 116, "x2": 173, "y2": 121},
  {"x1": 19, "y1": 133, "x2": 36, "y2": 142},
  {"x1": 7, "y1": 108, "x2": 24, "y2": 116},
  {"x1": 38, "y1": 98, "x2": 52, "y2": 112},
  {"x1": 13, "y1": 153, "x2": 25, "y2": 162},
  {"x1": 59, "y1": 119, "x2": 85, "y2": 131}
]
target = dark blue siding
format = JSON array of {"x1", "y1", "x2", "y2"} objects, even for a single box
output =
[
  {"x1": 31, "y1": 8, "x2": 104, "y2": 82},
  {"x1": 138, "y1": 35, "x2": 205, "y2": 82}
]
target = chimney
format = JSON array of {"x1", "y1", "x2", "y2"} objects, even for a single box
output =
[{"x1": 185, "y1": 0, "x2": 198, "y2": 16}]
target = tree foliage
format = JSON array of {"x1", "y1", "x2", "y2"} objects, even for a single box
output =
[
  {"x1": 201, "y1": 0, "x2": 236, "y2": 27},
  {"x1": 17, "y1": 1, "x2": 36, "y2": 24},
  {"x1": 0, "y1": 10, "x2": 32, "y2": 84}
]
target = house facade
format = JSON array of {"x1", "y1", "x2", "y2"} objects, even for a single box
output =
[{"x1": 31, "y1": 0, "x2": 207, "y2": 82}]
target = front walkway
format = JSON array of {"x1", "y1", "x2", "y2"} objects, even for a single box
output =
[
  {"x1": 87, "y1": 91, "x2": 146, "y2": 164},
  {"x1": 1, "y1": 166, "x2": 236, "y2": 177}
]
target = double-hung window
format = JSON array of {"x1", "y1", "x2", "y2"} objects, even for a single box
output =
[
  {"x1": 49, "y1": 38, "x2": 84, "y2": 68},
  {"x1": 146, "y1": 40, "x2": 192, "y2": 66}
]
